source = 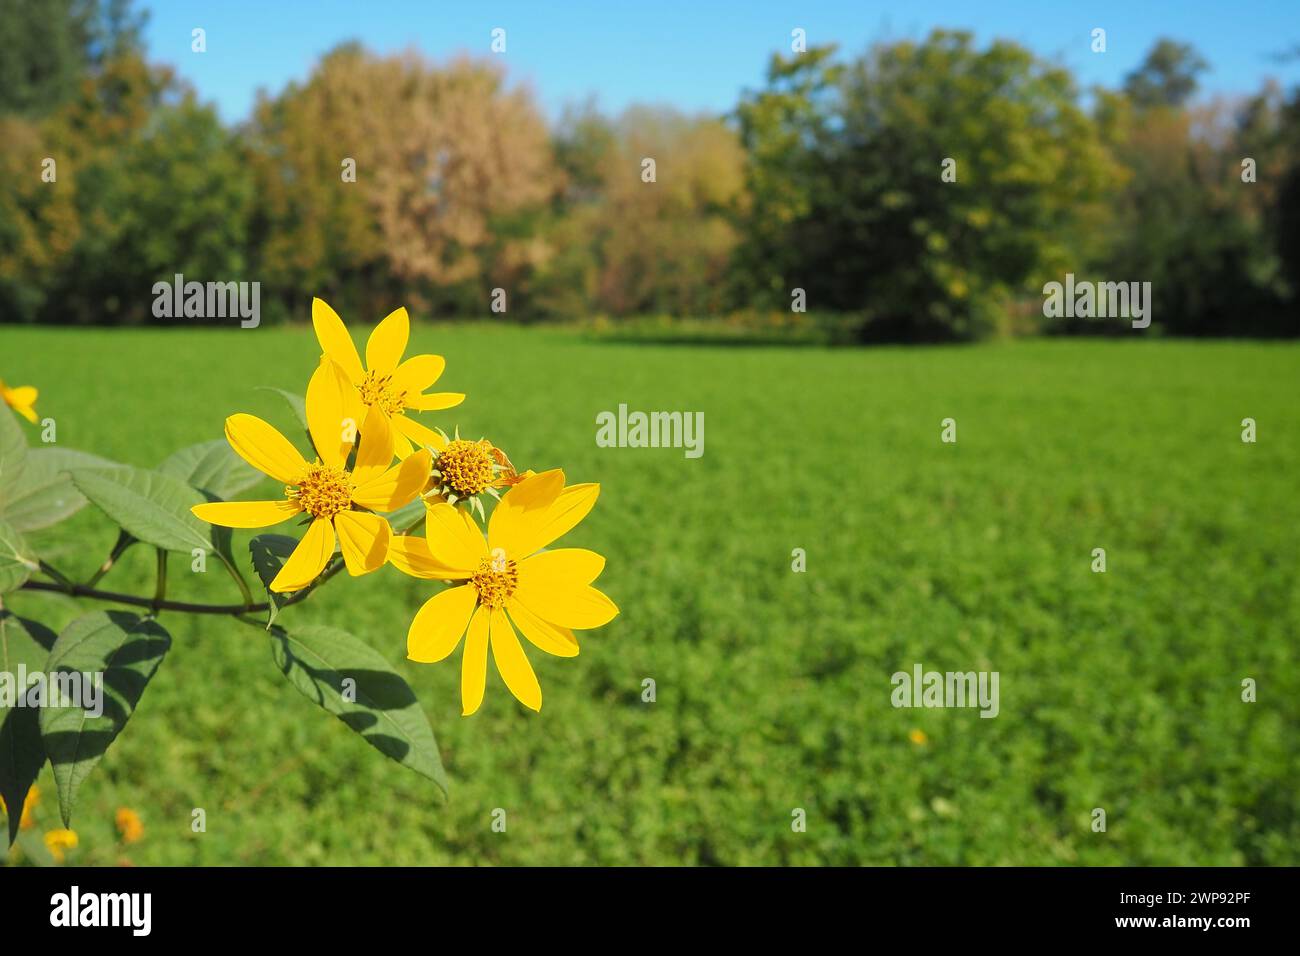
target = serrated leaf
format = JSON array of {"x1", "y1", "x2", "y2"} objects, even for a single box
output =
[
  {"x1": 249, "y1": 534, "x2": 299, "y2": 626},
  {"x1": 0, "y1": 406, "x2": 28, "y2": 500},
  {"x1": 257, "y1": 387, "x2": 309, "y2": 431},
  {"x1": 0, "y1": 448, "x2": 106, "y2": 532},
  {"x1": 0, "y1": 519, "x2": 38, "y2": 594},
  {"x1": 0, "y1": 613, "x2": 53, "y2": 846},
  {"x1": 270, "y1": 624, "x2": 447, "y2": 794},
  {"x1": 39, "y1": 611, "x2": 170, "y2": 827},
  {"x1": 71, "y1": 466, "x2": 212, "y2": 554},
  {"x1": 159, "y1": 439, "x2": 261, "y2": 500}
]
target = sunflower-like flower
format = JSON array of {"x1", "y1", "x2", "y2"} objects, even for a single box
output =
[
  {"x1": 192, "y1": 357, "x2": 431, "y2": 592},
  {"x1": 389, "y1": 470, "x2": 618, "y2": 715},
  {"x1": 425, "y1": 432, "x2": 531, "y2": 519},
  {"x1": 0, "y1": 377, "x2": 39, "y2": 423},
  {"x1": 312, "y1": 298, "x2": 463, "y2": 458}
]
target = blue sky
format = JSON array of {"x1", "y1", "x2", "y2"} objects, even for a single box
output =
[{"x1": 141, "y1": 0, "x2": 1300, "y2": 123}]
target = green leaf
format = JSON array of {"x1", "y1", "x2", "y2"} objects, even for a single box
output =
[
  {"x1": 71, "y1": 465, "x2": 211, "y2": 554},
  {"x1": 159, "y1": 439, "x2": 261, "y2": 500},
  {"x1": 0, "y1": 448, "x2": 107, "y2": 532},
  {"x1": 257, "y1": 387, "x2": 309, "y2": 431},
  {"x1": 270, "y1": 624, "x2": 447, "y2": 794},
  {"x1": 0, "y1": 406, "x2": 28, "y2": 500},
  {"x1": 39, "y1": 611, "x2": 171, "y2": 827},
  {"x1": 0, "y1": 519, "x2": 38, "y2": 595},
  {"x1": 0, "y1": 613, "x2": 53, "y2": 846},
  {"x1": 249, "y1": 534, "x2": 299, "y2": 626}
]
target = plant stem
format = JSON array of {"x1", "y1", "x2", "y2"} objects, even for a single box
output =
[
  {"x1": 86, "y1": 531, "x2": 134, "y2": 587},
  {"x1": 152, "y1": 549, "x2": 168, "y2": 612},
  {"x1": 19, "y1": 510, "x2": 425, "y2": 619},
  {"x1": 21, "y1": 550, "x2": 347, "y2": 616},
  {"x1": 21, "y1": 579, "x2": 267, "y2": 615}
]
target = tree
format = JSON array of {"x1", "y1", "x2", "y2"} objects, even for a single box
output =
[
  {"x1": 246, "y1": 45, "x2": 557, "y2": 319},
  {"x1": 0, "y1": 0, "x2": 145, "y2": 116},
  {"x1": 736, "y1": 31, "x2": 1122, "y2": 340},
  {"x1": 1123, "y1": 39, "x2": 1208, "y2": 111},
  {"x1": 1090, "y1": 43, "x2": 1294, "y2": 337}
]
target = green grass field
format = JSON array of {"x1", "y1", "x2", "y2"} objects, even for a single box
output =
[{"x1": 2, "y1": 324, "x2": 1297, "y2": 865}]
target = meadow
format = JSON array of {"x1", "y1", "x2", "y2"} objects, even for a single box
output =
[{"x1": 1, "y1": 324, "x2": 1297, "y2": 865}]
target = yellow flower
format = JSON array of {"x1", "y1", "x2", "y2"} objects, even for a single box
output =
[
  {"x1": 191, "y1": 357, "x2": 432, "y2": 592},
  {"x1": 0, "y1": 378, "x2": 39, "y2": 423},
  {"x1": 115, "y1": 807, "x2": 144, "y2": 844},
  {"x1": 909, "y1": 728, "x2": 929, "y2": 746},
  {"x1": 44, "y1": 828, "x2": 78, "y2": 862},
  {"x1": 312, "y1": 298, "x2": 463, "y2": 459},
  {"x1": 390, "y1": 470, "x2": 618, "y2": 715},
  {"x1": 426, "y1": 436, "x2": 531, "y2": 519},
  {"x1": 0, "y1": 784, "x2": 40, "y2": 830}
]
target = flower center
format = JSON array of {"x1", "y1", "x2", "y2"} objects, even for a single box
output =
[
  {"x1": 357, "y1": 371, "x2": 407, "y2": 416},
  {"x1": 434, "y1": 439, "x2": 496, "y2": 497},
  {"x1": 471, "y1": 554, "x2": 518, "y2": 609},
  {"x1": 289, "y1": 463, "x2": 354, "y2": 519}
]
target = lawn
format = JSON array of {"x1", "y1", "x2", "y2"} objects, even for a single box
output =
[{"x1": 2, "y1": 324, "x2": 1297, "y2": 865}]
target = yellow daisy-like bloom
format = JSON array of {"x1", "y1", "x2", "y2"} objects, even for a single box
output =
[
  {"x1": 312, "y1": 298, "x2": 463, "y2": 459},
  {"x1": 115, "y1": 807, "x2": 144, "y2": 844},
  {"x1": 44, "y1": 828, "x2": 78, "y2": 862},
  {"x1": 389, "y1": 470, "x2": 618, "y2": 715},
  {"x1": 0, "y1": 378, "x2": 39, "y2": 423},
  {"x1": 191, "y1": 357, "x2": 432, "y2": 592},
  {"x1": 0, "y1": 784, "x2": 40, "y2": 830}
]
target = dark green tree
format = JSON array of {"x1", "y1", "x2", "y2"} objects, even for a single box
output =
[
  {"x1": 735, "y1": 31, "x2": 1121, "y2": 340},
  {"x1": 1123, "y1": 39, "x2": 1208, "y2": 110}
]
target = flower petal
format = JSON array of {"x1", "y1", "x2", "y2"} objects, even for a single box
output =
[
  {"x1": 391, "y1": 414, "x2": 448, "y2": 456},
  {"x1": 225, "y1": 414, "x2": 308, "y2": 484},
  {"x1": 461, "y1": 605, "x2": 490, "y2": 716},
  {"x1": 366, "y1": 306, "x2": 409, "y2": 375},
  {"x1": 407, "y1": 584, "x2": 477, "y2": 663},
  {"x1": 306, "y1": 356, "x2": 356, "y2": 469},
  {"x1": 511, "y1": 583, "x2": 619, "y2": 630},
  {"x1": 335, "y1": 509, "x2": 391, "y2": 576},
  {"x1": 351, "y1": 406, "x2": 396, "y2": 486},
  {"x1": 518, "y1": 549, "x2": 606, "y2": 588},
  {"x1": 529, "y1": 483, "x2": 601, "y2": 553},
  {"x1": 192, "y1": 499, "x2": 301, "y2": 529},
  {"x1": 311, "y1": 298, "x2": 364, "y2": 381},
  {"x1": 5, "y1": 386, "x2": 38, "y2": 407},
  {"x1": 269, "y1": 518, "x2": 335, "y2": 592},
  {"x1": 425, "y1": 500, "x2": 489, "y2": 569},
  {"x1": 388, "y1": 534, "x2": 469, "y2": 579},
  {"x1": 487, "y1": 469, "x2": 565, "y2": 556},
  {"x1": 352, "y1": 447, "x2": 431, "y2": 512},
  {"x1": 391, "y1": 354, "x2": 445, "y2": 395},
  {"x1": 490, "y1": 607, "x2": 542, "y2": 712},
  {"x1": 507, "y1": 597, "x2": 579, "y2": 658},
  {"x1": 406, "y1": 391, "x2": 465, "y2": 412}
]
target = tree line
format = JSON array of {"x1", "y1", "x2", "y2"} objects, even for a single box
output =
[{"x1": 1, "y1": 0, "x2": 1296, "y2": 339}]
